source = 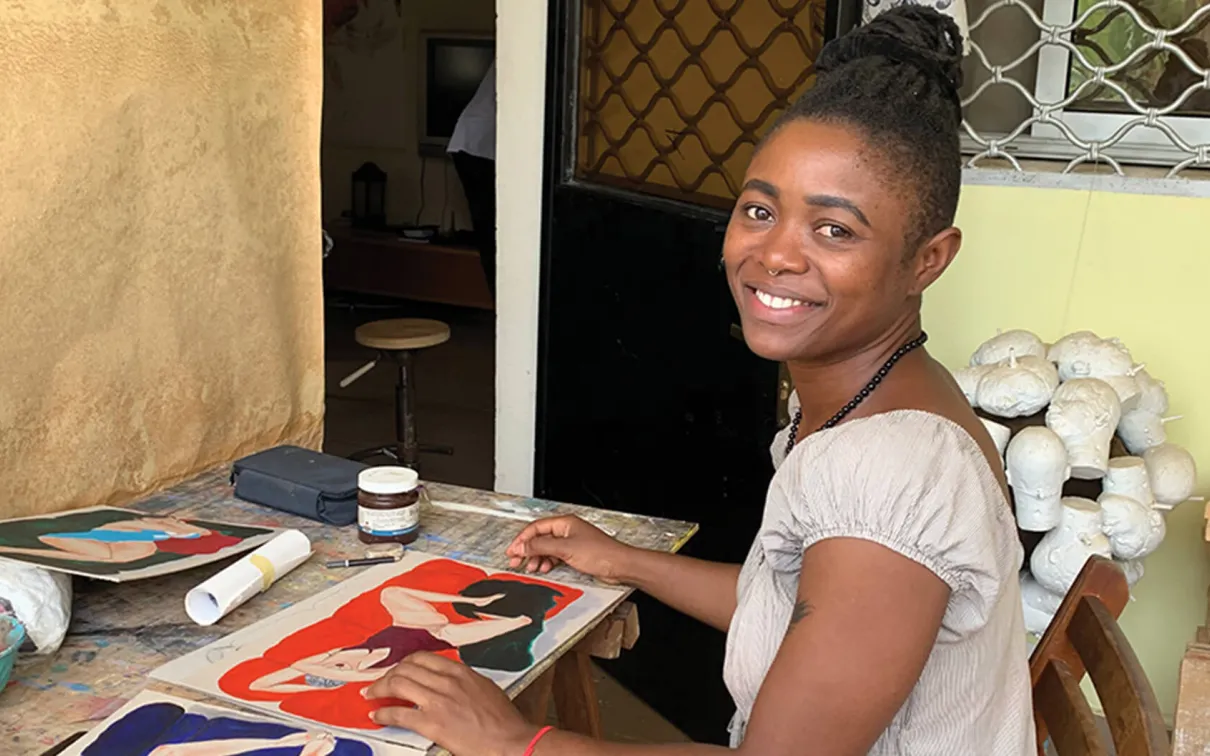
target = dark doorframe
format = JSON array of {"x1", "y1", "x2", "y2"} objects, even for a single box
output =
[{"x1": 533, "y1": 0, "x2": 859, "y2": 743}]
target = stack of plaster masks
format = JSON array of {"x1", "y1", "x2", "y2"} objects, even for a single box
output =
[{"x1": 951, "y1": 330, "x2": 1199, "y2": 635}]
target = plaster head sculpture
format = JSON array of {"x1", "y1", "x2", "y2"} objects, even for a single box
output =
[
  {"x1": 1142, "y1": 443, "x2": 1198, "y2": 509},
  {"x1": 1117, "y1": 559, "x2": 1145, "y2": 588},
  {"x1": 1030, "y1": 497, "x2": 1113, "y2": 595},
  {"x1": 1141, "y1": 509, "x2": 1166, "y2": 558},
  {"x1": 1045, "y1": 378, "x2": 1122, "y2": 479},
  {"x1": 952, "y1": 365, "x2": 993, "y2": 406},
  {"x1": 1046, "y1": 331, "x2": 1102, "y2": 365},
  {"x1": 1015, "y1": 355, "x2": 1060, "y2": 393},
  {"x1": 1099, "y1": 374, "x2": 1142, "y2": 413},
  {"x1": 970, "y1": 329, "x2": 1047, "y2": 366},
  {"x1": 1098, "y1": 492, "x2": 1165, "y2": 560},
  {"x1": 1005, "y1": 426, "x2": 1070, "y2": 531},
  {"x1": 976, "y1": 352, "x2": 1056, "y2": 418},
  {"x1": 1102, "y1": 456, "x2": 1155, "y2": 507},
  {"x1": 980, "y1": 418, "x2": 1012, "y2": 461},
  {"x1": 1020, "y1": 573, "x2": 1064, "y2": 636},
  {"x1": 1054, "y1": 337, "x2": 1134, "y2": 383},
  {"x1": 1133, "y1": 368, "x2": 1170, "y2": 416},
  {"x1": 1117, "y1": 410, "x2": 1182, "y2": 455}
]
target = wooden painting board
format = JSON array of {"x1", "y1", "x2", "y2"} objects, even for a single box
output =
[
  {"x1": 59, "y1": 688, "x2": 423, "y2": 755},
  {"x1": 152, "y1": 550, "x2": 626, "y2": 750},
  {"x1": 0, "y1": 506, "x2": 279, "y2": 581}
]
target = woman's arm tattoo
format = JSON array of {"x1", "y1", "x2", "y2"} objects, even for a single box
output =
[{"x1": 789, "y1": 599, "x2": 812, "y2": 630}]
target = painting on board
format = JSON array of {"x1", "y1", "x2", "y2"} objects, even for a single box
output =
[
  {"x1": 60, "y1": 689, "x2": 422, "y2": 755},
  {"x1": 0, "y1": 507, "x2": 278, "y2": 581},
  {"x1": 153, "y1": 552, "x2": 625, "y2": 750}
]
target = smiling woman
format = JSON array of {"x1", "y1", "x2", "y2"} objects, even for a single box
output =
[{"x1": 361, "y1": 7, "x2": 1036, "y2": 756}]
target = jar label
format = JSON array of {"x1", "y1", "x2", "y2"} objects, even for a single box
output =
[{"x1": 358, "y1": 505, "x2": 419, "y2": 537}]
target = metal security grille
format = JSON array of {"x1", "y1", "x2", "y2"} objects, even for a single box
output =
[
  {"x1": 575, "y1": 0, "x2": 828, "y2": 207},
  {"x1": 963, "y1": 0, "x2": 1210, "y2": 176}
]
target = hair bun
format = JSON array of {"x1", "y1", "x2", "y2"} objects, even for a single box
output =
[{"x1": 818, "y1": 6, "x2": 964, "y2": 98}]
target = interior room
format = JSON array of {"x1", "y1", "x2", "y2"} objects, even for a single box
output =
[
  {"x1": 320, "y1": 0, "x2": 497, "y2": 490},
  {"x1": 2, "y1": 0, "x2": 1210, "y2": 754}
]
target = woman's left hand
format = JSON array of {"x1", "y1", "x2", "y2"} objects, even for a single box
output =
[{"x1": 366, "y1": 652, "x2": 538, "y2": 756}]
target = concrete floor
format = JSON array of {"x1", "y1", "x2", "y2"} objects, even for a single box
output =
[{"x1": 321, "y1": 293, "x2": 689, "y2": 745}]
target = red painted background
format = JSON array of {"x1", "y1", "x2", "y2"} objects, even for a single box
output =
[{"x1": 218, "y1": 559, "x2": 583, "y2": 730}]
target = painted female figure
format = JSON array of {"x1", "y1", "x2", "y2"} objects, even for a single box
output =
[
  {"x1": 216, "y1": 561, "x2": 579, "y2": 731},
  {"x1": 80, "y1": 700, "x2": 369, "y2": 756},
  {"x1": 147, "y1": 731, "x2": 337, "y2": 756},
  {"x1": 247, "y1": 579, "x2": 559, "y2": 694},
  {"x1": 0, "y1": 515, "x2": 241, "y2": 564}
]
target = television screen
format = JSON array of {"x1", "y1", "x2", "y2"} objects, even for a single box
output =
[{"x1": 424, "y1": 36, "x2": 494, "y2": 142}]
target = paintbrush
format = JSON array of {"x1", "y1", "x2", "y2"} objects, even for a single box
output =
[
  {"x1": 428, "y1": 499, "x2": 537, "y2": 522},
  {"x1": 325, "y1": 555, "x2": 400, "y2": 569}
]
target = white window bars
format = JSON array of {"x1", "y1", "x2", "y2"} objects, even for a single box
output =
[{"x1": 961, "y1": 0, "x2": 1210, "y2": 177}]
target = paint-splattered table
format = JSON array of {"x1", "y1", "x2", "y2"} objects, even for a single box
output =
[{"x1": 1, "y1": 468, "x2": 698, "y2": 755}]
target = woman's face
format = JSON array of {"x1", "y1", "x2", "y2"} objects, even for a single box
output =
[{"x1": 723, "y1": 119, "x2": 951, "y2": 364}]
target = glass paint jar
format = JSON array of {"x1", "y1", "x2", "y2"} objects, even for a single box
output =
[{"x1": 357, "y1": 466, "x2": 421, "y2": 545}]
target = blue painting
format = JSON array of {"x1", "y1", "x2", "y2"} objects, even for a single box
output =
[{"x1": 64, "y1": 690, "x2": 401, "y2": 756}]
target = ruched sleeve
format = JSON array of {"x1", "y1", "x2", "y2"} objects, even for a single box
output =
[{"x1": 761, "y1": 411, "x2": 1021, "y2": 637}]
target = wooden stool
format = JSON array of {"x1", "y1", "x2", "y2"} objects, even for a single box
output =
[{"x1": 340, "y1": 318, "x2": 454, "y2": 472}]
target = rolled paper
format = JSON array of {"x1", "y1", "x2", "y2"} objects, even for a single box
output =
[{"x1": 185, "y1": 529, "x2": 312, "y2": 626}]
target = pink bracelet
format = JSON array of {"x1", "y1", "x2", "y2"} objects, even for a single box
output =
[{"x1": 523, "y1": 726, "x2": 555, "y2": 756}]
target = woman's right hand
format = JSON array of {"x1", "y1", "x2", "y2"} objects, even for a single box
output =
[{"x1": 505, "y1": 515, "x2": 634, "y2": 583}]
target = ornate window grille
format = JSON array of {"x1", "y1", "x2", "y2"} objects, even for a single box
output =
[
  {"x1": 575, "y1": 0, "x2": 828, "y2": 208},
  {"x1": 963, "y1": 0, "x2": 1210, "y2": 177},
  {"x1": 572, "y1": 0, "x2": 1210, "y2": 203}
]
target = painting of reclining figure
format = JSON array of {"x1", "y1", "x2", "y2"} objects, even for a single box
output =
[
  {"x1": 153, "y1": 552, "x2": 624, "y2": 750},
  {"x1": 60, "y1": 689, "x2": 418, "y2": 756},
  {"x1": 0, "y1": 507, "x2": 277, "y2": 581}
]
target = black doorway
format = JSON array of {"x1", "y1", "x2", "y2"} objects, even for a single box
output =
[{"x1": 533, "y1": 0, "x2": 854, "y2": 744}]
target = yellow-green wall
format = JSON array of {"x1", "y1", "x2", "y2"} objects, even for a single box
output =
[{"x1": 924, "y1": 178, "x2": 1210, "y2": 720}]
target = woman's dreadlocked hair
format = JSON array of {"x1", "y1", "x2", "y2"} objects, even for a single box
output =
[{"x1": 771, "y1": 5, "x2": 965, "y2": 250}]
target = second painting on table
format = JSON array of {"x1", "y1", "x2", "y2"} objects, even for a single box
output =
[
  {"x1": 61, "y1": 689, "x2": 421, "y2": 755},
  {"x1": 0, "y1": 507, "x2": 278, "y2": 581}
]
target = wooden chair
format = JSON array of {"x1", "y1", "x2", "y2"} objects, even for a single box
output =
[{"x1": 1030, "y1": 556, "x2": 1169, "y2": 755}]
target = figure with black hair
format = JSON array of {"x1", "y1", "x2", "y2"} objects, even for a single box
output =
[
  {"x1": 0, "y1": 515, "x2": 247, "y2": 564},
  {"x1": 367, "y1": 8, "x2": 1034, "y2": 754},
  {"x1": 247, "y1": 579, "x2": 562, "y2": 695}
]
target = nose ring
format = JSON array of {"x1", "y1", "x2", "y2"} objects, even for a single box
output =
[{"x1": 765, "y1": 267, "x2": 781, "y2": 277}]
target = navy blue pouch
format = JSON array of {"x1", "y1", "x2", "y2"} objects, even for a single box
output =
[{"x1": 230, "y1": 445, "x2": 366, "y2": 526}]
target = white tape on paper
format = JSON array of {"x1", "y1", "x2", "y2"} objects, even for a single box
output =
[{"x1": 185, "y1": 529, "x2": 311, "y2": 626}]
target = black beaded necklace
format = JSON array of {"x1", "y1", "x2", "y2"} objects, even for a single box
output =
[{"x1": 784, "y1": 331, "x2": 929, "y2": 458}]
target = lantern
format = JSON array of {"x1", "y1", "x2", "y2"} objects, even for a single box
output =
[{"x1": 351, "y1": 162, "x2": 387, "y2": 228}]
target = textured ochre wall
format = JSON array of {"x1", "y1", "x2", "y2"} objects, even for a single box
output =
[{"x1": 0, "y1": 1, "x2": 325, "y2": 517}]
